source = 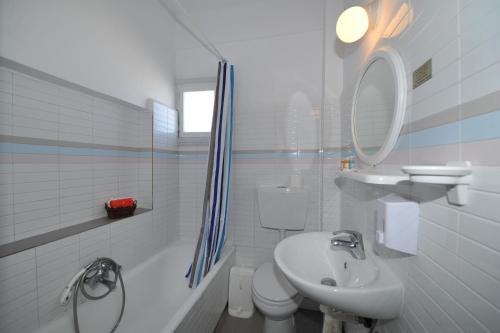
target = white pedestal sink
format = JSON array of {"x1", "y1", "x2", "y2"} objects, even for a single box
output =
[{"x1": 274, "y1": 232, "x2": 403, "y2": 320}]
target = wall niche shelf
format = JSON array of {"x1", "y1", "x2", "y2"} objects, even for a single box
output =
[
  {"x1": 339, "y1": 161, "x2": 473, "y2": 206},
  {"x1": 0, "y1": 208, "x2": 152, "y2": 258}
]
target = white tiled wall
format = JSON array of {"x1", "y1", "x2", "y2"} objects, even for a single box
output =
[
  {"x1": 0, "y1": 66, "x2": 154, "y2": 244},
  {"x1": 0, "y1": 77, "x2": 179, "y2": 332},
  {"x1": 0, "y1": 249, "x2": 38, "y2": 333},
  {"x1": 336, "y1": 0, "x2": 500, "y2": 332}
]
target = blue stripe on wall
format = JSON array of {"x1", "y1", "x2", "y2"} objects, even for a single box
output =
[
  {"x1": 461, "y1": 110, "x2": 500, "y2": 143},
  {"x1": 234, "y1": 151, "x2": 320, "y2": 160},
  {"x1": 0, "y1": 142, "x2": 153, "y2": 158},
  {"x1": 153, "y1": 151, "x2": 179, "y2": 159},
  {"x1": 396, "y1": 108, "x2": 500, "y2": 150},
  {"x1": 178, "y1": 151, "x2": 330, "y2": 160},
  {"x1": 324, "y1": 151, "x2": 343, "y2": 158},
  {"x1": 4, "y1": 108, "x2": 500, "y2": 159}
]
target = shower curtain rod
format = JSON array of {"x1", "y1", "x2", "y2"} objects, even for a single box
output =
[{"x1": 160, "y1": 0, "x2": 226, "y2": 62}]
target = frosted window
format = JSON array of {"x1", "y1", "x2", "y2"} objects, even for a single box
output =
[{"x1": 183, "y1": 90, "x2": 215, "y2": 133}]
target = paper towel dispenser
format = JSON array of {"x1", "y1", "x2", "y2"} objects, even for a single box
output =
[{"x1": 375, "y1": 194, "x2": 419, "y2": 255}]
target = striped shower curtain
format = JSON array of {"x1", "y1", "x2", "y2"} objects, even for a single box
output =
[{"x1": 187, "y1": 61, "x2": 235, "y2": 288}]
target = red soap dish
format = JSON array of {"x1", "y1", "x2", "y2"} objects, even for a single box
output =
[{"x1": 105, "y1": 201, "x2": 137, "y2": 219}]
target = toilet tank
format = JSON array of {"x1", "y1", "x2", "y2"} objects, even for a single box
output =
[{"x1": 257, "y1": 186, "x2": 308, "y2": 230}]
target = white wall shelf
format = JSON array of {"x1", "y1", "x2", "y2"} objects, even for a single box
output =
[
  {"x1": 401, "y1": 164, "x2": 472, "y2": 183},
  {"x1": 340, "y1": 169, "x2": 410, "y2": 185},
  {"x1": 338, "y1": 162, "x2": 473, "y2": 206},
  {"x1": 401, "y1": 161, "x2": 472, "y2": 206}
]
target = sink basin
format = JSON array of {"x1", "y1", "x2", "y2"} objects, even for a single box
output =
[{"x1": 274, "y1": 232, "x2": 403, "y2": 319}]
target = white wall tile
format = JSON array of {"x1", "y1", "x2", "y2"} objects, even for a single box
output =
[
  {"x1": 420, "y1": 202, "x2": 459, "y2": 231},
  {"x1": 458, "y1": 236, "x2": 500, "y2": 281},
  {"x1": 407, "y1": 277, "x2": 462, "y2": 333},
  {"x1": 35, "y1": 236, "x2": 79, "y2": 325},
  {"x1": 337, "y1": 0, "x2": 500, "y2": 331},
  {"x1": 419, "y1": 218, "x2": 458, "y2": 253},
  {"x1": 457, "y1": 258, "x2": 500, "y2": 309},
  {"x1": 453, "y1": 275, "x2": 500, "y2": 333},
  {"x1": 0, "y1": 249, "x2": 38, "y2": 333},
  {"x1": 459, "y1": 213, "x2": 500, "y2": 252}
]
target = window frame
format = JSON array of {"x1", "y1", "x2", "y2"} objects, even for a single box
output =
[{"x1": 177, "y1": 80, "x2": 217, "y2": 142}]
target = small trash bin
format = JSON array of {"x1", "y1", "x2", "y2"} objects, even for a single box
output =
[{"x1": 228, "y1": 266, "x2": 254, "y2": 318}]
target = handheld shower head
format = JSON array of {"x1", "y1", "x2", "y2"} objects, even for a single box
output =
[
  {"x1": 59, "y1": 268, "x2": 87, "y2": 305},
  {"x1": 60, "y1": 257, "x2": 126, "y2": 333},
  {"x1": 60, "y1": 264, "x2": 91, "y2": 305}
]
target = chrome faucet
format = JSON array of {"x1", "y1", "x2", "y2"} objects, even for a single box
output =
[{"x1": 330, "y1": 230, "x2": 365, "y2": 260}]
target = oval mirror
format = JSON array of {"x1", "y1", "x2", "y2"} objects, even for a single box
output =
[{"x1": 351, "y1": 47, "x2": 407, "y2": 166}]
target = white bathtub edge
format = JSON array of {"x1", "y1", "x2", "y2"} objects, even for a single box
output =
[{"x1": 162, "y1": 244, "x2": 235, "y2": 333}]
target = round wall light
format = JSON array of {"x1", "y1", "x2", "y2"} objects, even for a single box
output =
[{"x1": 336, "y1": 6, "x2": 370, "y2": 43}]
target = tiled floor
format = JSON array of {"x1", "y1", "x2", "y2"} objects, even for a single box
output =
[{"x1": 214, "y1": 307, "x2": 324, "y2": 333}]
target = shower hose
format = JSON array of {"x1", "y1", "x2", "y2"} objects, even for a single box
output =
[{"x1": 72, "y1": 257, "x2": 126, "y2": 333}]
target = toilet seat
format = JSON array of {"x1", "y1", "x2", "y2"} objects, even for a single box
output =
[
  {"x1": 252, "y1": 262, "x2": 298, "y2": 303},
  {"x1": 252, "y1": 285, "x2": 301, "y2": 307},
  {"x1": 252, "y1": 262, "x2": 302, "y2": 322}
]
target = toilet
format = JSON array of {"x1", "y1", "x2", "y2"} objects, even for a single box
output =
[{"x1": 252, "y1": 185, "x2": 308, "y2": 333}]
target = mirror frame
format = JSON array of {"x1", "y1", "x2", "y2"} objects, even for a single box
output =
[{"x1": 351, "y1": 46, "x2": 407, "y2": 166}]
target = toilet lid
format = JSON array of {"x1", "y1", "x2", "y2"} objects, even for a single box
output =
[{"x1": 253, "y1": 262, "x2": 298, "y2": 302}]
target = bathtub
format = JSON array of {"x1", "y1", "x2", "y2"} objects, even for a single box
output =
[{"x1": 35, "y1": 241, "x2": 235, "y2": 333}]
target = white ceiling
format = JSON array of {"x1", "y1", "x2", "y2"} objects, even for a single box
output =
[{"x1": 177, "y1": 0, "x2": 267, "y2": 13}]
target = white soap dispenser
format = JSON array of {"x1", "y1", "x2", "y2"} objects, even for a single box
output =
[{"x1": 375, "y1": 194, "x2": 419, "y2": 255}]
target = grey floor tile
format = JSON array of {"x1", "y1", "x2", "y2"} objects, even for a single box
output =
[{"x1": 214, "y1": 307, "x2": 323, "y2": 333}]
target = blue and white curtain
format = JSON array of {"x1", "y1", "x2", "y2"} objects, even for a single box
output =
[{"x1": 187, "y1": 61, "x2": 234, "y2": 288}]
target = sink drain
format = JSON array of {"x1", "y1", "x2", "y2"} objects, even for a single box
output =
[{"x1": 320, "y1": 277, "x2": 337, "y2": 287}]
